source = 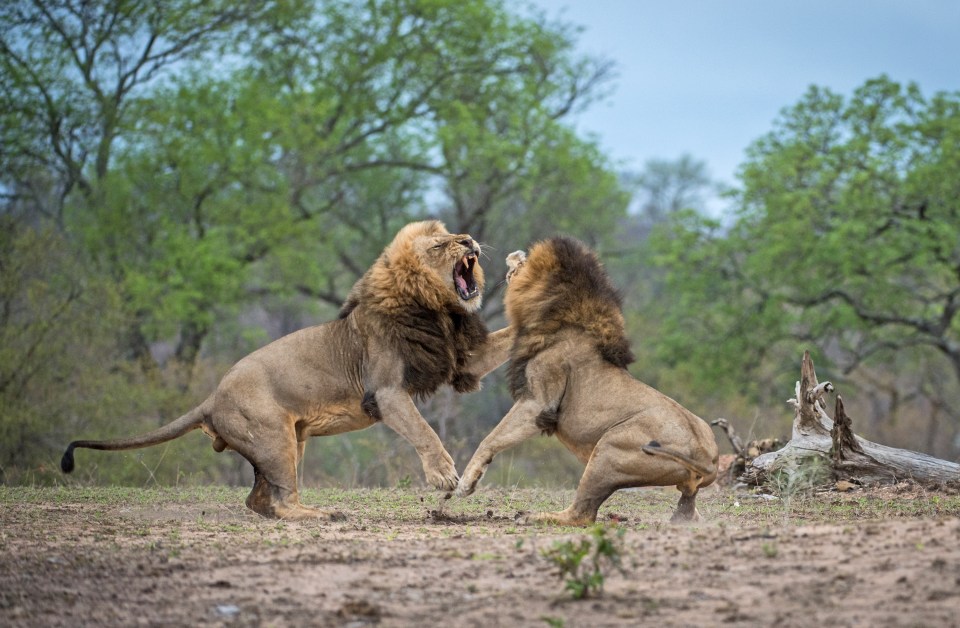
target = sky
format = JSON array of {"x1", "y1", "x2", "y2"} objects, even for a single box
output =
[{"x1": 529, "y1": 0, "x2": 960, "y2": 192}]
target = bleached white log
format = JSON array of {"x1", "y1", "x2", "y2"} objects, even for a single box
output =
[{"x1": 742, "y1": 351, "x2": 960, "y2": 488}]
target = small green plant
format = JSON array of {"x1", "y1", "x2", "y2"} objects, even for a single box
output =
[
  {"x1": 396, "y1": 475, "x2": 412, "y2": 489},
  {"x1": 761, "y1": 541, "x2": 778, "y2": 558},
  {"x1": 540, "y1": 616, "x2": 565, "y2": 627},
  {"x1": 541, "y1": 523, "x2": 626, "y2": 599}
]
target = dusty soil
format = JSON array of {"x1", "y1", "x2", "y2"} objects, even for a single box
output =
[{"x1": 2, "y1": 483, "x2": 959, "y2": 627}]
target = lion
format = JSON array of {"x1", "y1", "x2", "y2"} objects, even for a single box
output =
[
  {"x1": 61, "y1": 221, "x2": 512, "y2": 520},
  {"x1": 456, "y1": 237, "x2": 718, "y2": 524}
]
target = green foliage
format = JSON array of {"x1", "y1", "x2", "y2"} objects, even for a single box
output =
[
  {"x1": 649, "y1": 77, "x2": 960, "y2": 419},
  {"x1": 541, "y1": 523, "x2": 626, "y2": 599},
  {"x1": 0, "y1": 219, "x2": 123, "y2": 480}
]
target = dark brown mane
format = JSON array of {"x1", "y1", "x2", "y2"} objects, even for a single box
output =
[
  {"x1": 377, "y1": 298, "x2": 488, "y2": 398},
  {"x1": 507, "y1": 236, "x2": 634, "y2": 399}
]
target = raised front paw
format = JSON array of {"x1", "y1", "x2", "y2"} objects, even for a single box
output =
[
  {"x1": 422, "y1": 451, "x2": 459, "y2": 491},
  {"x1": 455, "y1": 463, "x2": 484, "y2": 497}
]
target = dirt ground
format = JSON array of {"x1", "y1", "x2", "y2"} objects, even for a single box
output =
[{"x1": 2, "y1": 483, "x2": 959, "y2": 627}]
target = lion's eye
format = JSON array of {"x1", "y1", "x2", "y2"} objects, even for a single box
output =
[{"x1": 431, "y1": 243, "x2": 445, "y2": 250}]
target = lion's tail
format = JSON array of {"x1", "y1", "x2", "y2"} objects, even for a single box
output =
[
  {"x1": 61, "y1": 404, "x2": 207, "y2": 473},
  {"x1": 642, "y1": 441, "x2": 715, "y2": 480}
]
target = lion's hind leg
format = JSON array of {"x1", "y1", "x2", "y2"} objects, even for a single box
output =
[
  {"x1": 244, "y1": 453, "x2": 344, "y2": 521},
  {"x1": 640, "y1": 442, "x2": 713, "y2": 523},
  {"x1": 670, "y1": 481, "x2": 702, "y2": 523},
  {"x1": 521, "y1": 429, "x2": 705, "y2": 526},
  {"x1": 216, "y1": 405, "x2": 341, "y2": 521},
  {"x1": 245, "y1": 465, "x2": 342, "y2": 521},
  {"x1": 519, "y1": 432, "x2": 636, "y2": 526}
]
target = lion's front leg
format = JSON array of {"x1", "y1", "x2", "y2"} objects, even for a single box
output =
[
  {"x1": 463, "y1": 326, "x2": 514, "y2": 380},
  {"x1": 456, "y1": 398, "x2": 543, "y2": 497},
  {"x1": 373, "y1": 387, "x2": 459, "y2": 490}
]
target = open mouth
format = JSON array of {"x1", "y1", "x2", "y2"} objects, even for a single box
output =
[{"x1": 454, "y1": 254, "x2": 480, "y2": 300}]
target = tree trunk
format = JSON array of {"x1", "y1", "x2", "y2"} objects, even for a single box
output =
[
  {"x1": 173, "y1": 319, "x2": 208, "y2": 393},
  {"x1": 740, "y1": 351, "x2": 960, "y2": 489}
]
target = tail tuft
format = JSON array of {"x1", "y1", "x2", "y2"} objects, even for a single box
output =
[{"x1": 61, "y1": 444, "x2": 76, "y2": 473}]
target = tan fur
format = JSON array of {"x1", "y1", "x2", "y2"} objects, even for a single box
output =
[
  {"x1": 62, "y1": 221, "x2": 513, "y2": 520},
  {"x1": 457, "y1": 237, "x2": 718, "y2": 525}
]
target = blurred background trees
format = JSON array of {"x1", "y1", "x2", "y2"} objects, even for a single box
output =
[
  {"x1": 1, "y1": 0, "x2": 956, "y2": 488},
  {"x1": 649, "y1": 76, "x2": 960, "y2": 459}
]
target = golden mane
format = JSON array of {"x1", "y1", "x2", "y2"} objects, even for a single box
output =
[
  {"x1": 506, "y1": 236, "x2": 633, "y2": 399},
  {"x1": 340, "y1": 220, "x2": 488, "y2": 397}
]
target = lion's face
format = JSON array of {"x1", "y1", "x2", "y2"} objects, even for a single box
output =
[
  {"x1": 371, "y1": 220, "x2": 485, "y2": 314},
  {"x1": 417, "y1": 232, "x2": 484, "y2": 312}
]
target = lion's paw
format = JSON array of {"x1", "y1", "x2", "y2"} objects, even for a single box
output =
[
  {"x1": 456, "y1": 459, "x2": 489, "y2": 497},
  {"x1": 669, "y1": 506, "x2": 702, "y2": 524},
  {"x1": 427, "y1": 470, "x2": 459, "y2": 491},
  {"x1": 455, "y1": 476, "x2": 477, "y2": 498},
  {"x1": 277, "y1": 505, "x2": 347, "y2": 522},
  {"x1": 423, "y1": 454, "x2": 459, "y2": 491}
]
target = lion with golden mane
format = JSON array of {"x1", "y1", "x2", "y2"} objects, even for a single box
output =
[
  {"x1": 457, "y1": 236, "x2": 718, "y2": 524},
  {"x1": 62, "y1": 221, "x2": 511, "y2": 519}
]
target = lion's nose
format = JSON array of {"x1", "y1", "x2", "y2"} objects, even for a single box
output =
[{"x1": 459, "y1": 238, "x2": 476, "y2": 250}]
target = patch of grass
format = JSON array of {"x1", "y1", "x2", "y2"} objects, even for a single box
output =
[
  {"x1": 0, "y1": 485, "x2": 248, "y2": 507},
  {"x1": 767, "y1": 454, "x2": 832, "y2": 502},
  {"x1": 1, "y1": 484, "x2": 958, "y2": 530}
]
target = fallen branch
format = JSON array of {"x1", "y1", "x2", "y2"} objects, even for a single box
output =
[
  {"x1": 711, "y1": 418, "x2": 783, "y2": 485},
  {"x1": 740, "y1": 351, "x2": 960, "y2": 489}
]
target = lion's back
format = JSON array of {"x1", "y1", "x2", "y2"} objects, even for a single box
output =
[{"x1": 219, "y1": 319, "x2": 364, "y2": 411}]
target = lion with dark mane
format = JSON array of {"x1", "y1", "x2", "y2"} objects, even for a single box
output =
[
  {"x1": 457, "y1": 236, "x2": 718, "y2": 524},
  {"x1": 62, "y1": 221, "x2": 511, "y2": 519}
]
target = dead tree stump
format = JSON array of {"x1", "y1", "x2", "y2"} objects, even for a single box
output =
[{"x1": 740, "y1": 351, "x2": 960, "y2": 489}]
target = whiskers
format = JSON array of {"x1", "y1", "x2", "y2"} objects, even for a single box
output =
[
  {"x1": 475, "y1": 243, "x2": 527, "y2": 291},
  {"x1": 476, "y1": 242, "x2": 496, "y2": 262}
]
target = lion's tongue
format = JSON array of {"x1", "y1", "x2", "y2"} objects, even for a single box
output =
[{"x1": 455, "y1": 273, "x2": 468, "y2": 295}]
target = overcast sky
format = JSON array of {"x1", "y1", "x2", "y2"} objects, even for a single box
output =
[{"x1": 530, "y1": 0, "x2": 960, "y2": 191}]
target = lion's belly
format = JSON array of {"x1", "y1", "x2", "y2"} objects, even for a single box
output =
[
  {"x1": 554, "y1": 430, "x2": 597, "y2": 464},
  {"x1": 297, "y1": 402, "x2": 375, "y2": 438}
]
